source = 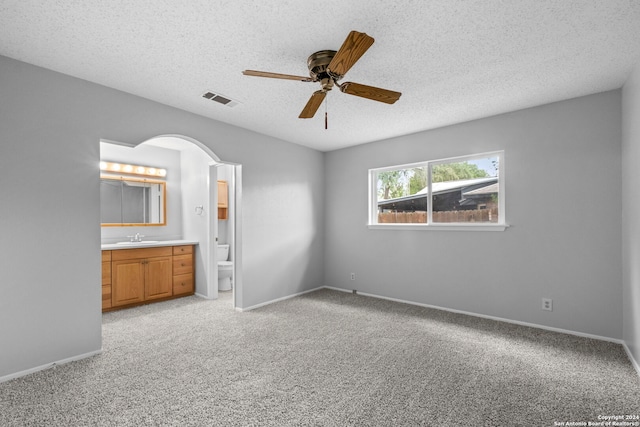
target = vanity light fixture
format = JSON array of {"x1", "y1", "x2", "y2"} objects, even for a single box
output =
[{"x1": 100, "y1": 161, "x2": 167, "y2": 178}]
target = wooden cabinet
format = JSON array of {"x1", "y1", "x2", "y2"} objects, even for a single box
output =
[
  {"x1": 172, "y1": 245, "x2": 194, "y2": 296},
  {"x1": 111, "y1": 258, "x2": 147, "y2": 306},
  {"x1": 111, "y1": 247, "x2": 172, "y2": 307},
  {"x1": 144, "y1": 256, "x2": 173, "y2": 300},
  {"x1": 218, "y1": 180, "x2": 228, "y2": 220},
  {"x1": 102, "y1": 244, "x2": 194, "y2": 312},
  {"x1": 102, "y1": 251, "x2": 112, "y2": 310}
]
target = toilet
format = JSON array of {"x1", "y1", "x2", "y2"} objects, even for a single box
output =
[{"x1": 217, "y1": 244, "x2": 233, "y2": 291}]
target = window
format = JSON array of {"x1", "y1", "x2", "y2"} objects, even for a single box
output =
[{"x1": 369, "y1": 151, "x2": 506, "y2": 230}]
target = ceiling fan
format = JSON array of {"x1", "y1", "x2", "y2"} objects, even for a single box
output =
[{"x1": 243, "y1": 31, "x2": 402, "y2": 120}]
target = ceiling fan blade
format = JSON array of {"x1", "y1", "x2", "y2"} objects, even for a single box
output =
[
  {"x1": 340, "y1": 82, "x2": 401, "y2": 104},
  {"x1": 243, "y1": 70, "x2": 313, "y2": 82},
  {"x1": 299, "y1": 90, "x2": 326, "y2": 119},
  {"x1": 327, "y1": 31, "x2": 375, "y2": 77}
]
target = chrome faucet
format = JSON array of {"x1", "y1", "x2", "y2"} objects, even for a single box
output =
[{"x1": 127, "y1": 233, "x2": 145, "y2": 242}]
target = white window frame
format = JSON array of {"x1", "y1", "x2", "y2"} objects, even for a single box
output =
[{"x1": 368, "y1": 151, "x2": 507, "y2": 231}]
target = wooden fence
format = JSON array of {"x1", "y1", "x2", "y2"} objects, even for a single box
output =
[{"x1": 378, "y1": 208, "x2": 498, "y2": 224}]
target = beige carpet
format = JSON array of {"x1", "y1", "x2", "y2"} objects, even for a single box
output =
[{"x1": 1, "y1": 289, "x2": 639, "y2": 426}]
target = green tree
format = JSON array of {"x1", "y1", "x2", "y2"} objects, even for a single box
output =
[
  {"x1": 378, "y1": 169, "x2": 409, "y2": 199},
  {"x1": 409, "y1": 167, "x2": 427, "y2": 194},
  {"x1": 431, "y1": 161, "x2": 489, "y2": 183}
]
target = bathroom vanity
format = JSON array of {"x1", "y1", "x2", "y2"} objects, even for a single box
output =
[{"x1": 101, "y1": 241, "x2": 197, "y2": 312}]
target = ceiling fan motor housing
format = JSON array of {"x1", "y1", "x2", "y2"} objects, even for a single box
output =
[{"x1": 307, "y1": 50, "x2": 342, "y2": 87}]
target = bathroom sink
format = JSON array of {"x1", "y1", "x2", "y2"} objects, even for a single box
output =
[{"x1": 115, "y1": 241, "x2": 159, "y2": 245}]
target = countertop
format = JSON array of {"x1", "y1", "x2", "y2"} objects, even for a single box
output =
[{"x1": 101, "y1": 239, "x2": 199, "y2": 251}]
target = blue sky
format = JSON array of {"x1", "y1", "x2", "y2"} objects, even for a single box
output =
[{"x1": 468, "y1": 156, "x2": 498, "y2": 177}]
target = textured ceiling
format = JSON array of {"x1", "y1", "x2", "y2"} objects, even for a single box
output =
[{"x1": 1, "y1": 1, "x2": 640, "y2": 152}]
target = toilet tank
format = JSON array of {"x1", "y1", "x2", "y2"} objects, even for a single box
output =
[{"x1": 217, "y1": 244, "x2": 229, "y2": 261}]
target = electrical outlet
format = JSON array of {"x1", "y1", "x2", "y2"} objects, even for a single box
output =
[
  {"x1": 350, "y1": 273, "x2": 356, "y2": 281},
  {"x1": 541, "y1": 298, "x2": 553, "y2": 311}
]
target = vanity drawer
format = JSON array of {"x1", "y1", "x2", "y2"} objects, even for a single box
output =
[
  {"x1": 173, "y1": 254, "x2": 193, "y2": 276},
  {"x1": 173, "y1": 273, "x2": 194, "y2": 295},
  {"x1": 173, "y1": 245, "x2": 193, "y2": 255}
]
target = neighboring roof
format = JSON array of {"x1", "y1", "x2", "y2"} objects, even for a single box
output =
[
  {"x1": 417, "y1": 177, "x2": 498, "y2": 196},
  {"x1": 463, "y1": 182, "x2": 499, "y2": 196},
  {"x1": 379, "y1": 177, "x2": 498, "y2": 205}
]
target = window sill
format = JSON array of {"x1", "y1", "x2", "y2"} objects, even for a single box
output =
[{"x1": 367, "y1": 223, "x2": 509, "y2": 231}]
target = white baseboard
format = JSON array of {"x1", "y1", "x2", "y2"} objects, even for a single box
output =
[
  {"x1": 349, "y1": 288, "x2": 624, "y2": 344},
  {"x1": 623, "y1": 342, "x2": 640, "y2": 379},
  {"x1": 237, "y1": 286, "x2": 325, "y2": 312},
  {"x1": 324, "y1": 286, "x2": 354, "y2": 293},
  {"x1": 248, "y1": 286, "x2": 621, "y2": 345},
  {"x1": 0, "y1": 349, "x2": 103, "y2": 384}
]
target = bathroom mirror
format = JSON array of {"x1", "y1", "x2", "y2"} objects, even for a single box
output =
[{"x1": 100, "y1": 176, "x2": 166, "y2": 226}]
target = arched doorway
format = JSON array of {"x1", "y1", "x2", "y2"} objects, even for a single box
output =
[{"x1": 99, "y1": 134, "x2": 241, "y2": 308}]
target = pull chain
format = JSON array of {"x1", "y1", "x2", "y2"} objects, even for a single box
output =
[{"x1": 324, "y1": 95, "x2": 328, "y2": 130}]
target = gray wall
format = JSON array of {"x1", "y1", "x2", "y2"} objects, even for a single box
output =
[
  {"x1": 179, "y1": 144, "x2": 213, "y2": 297},
  {"x1": 325, "y1": 90, "x2": 622, "y2": 339},
  {"x1": 0, "y1": 55, "x2": 325, "y2": 379},
  {"x1": 623, "y1": 63, "x2": 640, "y2": 367}
]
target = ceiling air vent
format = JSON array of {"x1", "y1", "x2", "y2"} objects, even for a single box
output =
[{"x1": 202, "y1": 91, "x2": 240, "y2": 108}]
